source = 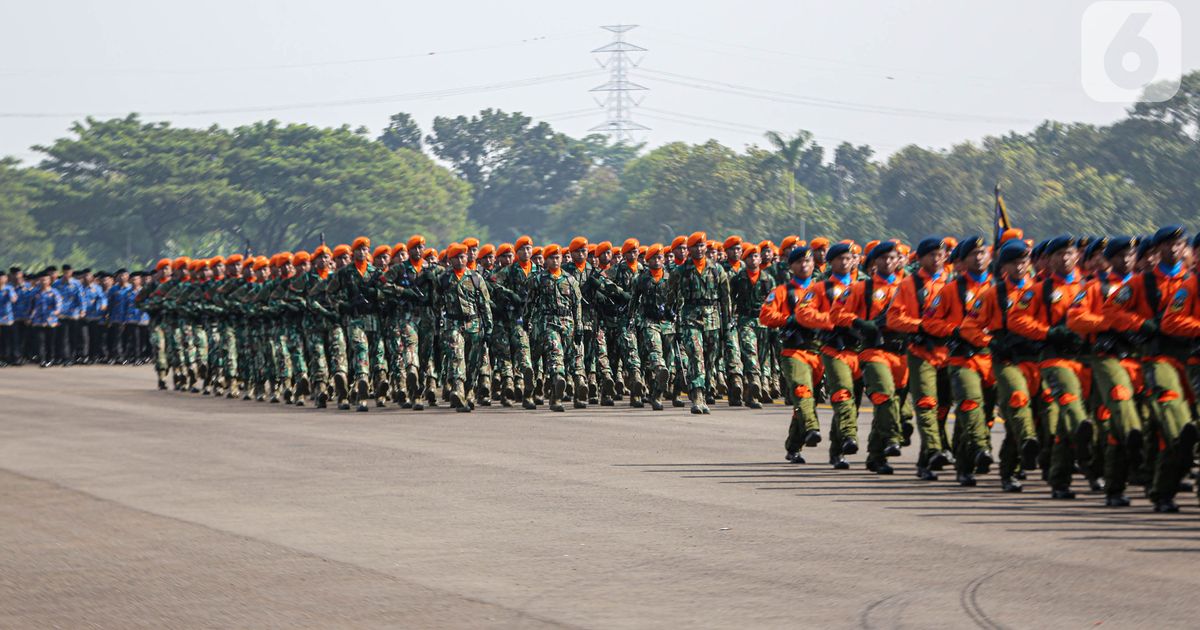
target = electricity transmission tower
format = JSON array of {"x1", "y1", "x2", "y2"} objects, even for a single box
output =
[{"x1": 590, "y1": 24, "x2": 649, "y2": 143}]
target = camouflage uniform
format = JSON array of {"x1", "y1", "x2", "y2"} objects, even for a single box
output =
[
  {"x1": 603, "y1": 262, "x2": 645, "y2": 404},
  {"x1": 564, "y1": 260, "x2": 613, "y2": 402},
  {"x1": 327, "y1": 263, "x2": 388, "y2": 408},
  {"x1": 435, "y1": 268, "x2": 492, "y2": 410},
  {"x1": 380, "y1": 261, "x2": 425, "y2": 406},
  {"x1": 628, "y1": 267, "x2": 676, "y2": 409},
  {"x1": 668, "y1": 258, "x2": 732, "y2": 412},
  {"x1": 530, "y1": 269, "x2": 583, "y2": 410},
  {"x1": 730, "y1": 266, "x2": 777, "y2": 406},
  {"x1": 490, "y1": 261, "x2": 537, "y2": 408}
]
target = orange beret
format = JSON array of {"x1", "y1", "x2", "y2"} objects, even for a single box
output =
[
  {"x1": 646, "y1": 243, "x2": 663, "y2": 258},
  {"x1": 274, "y1": 253, "x2": 293, "y2": 266},
  {"x1": 422, "y1": 247, "x2": 437, "y2": 260},
  {"x1": 896, "y1": 242, "x2": 911, "y2": 256},
  {"x1": 568, "y1": 236, "x2": 588, "y2": 252},
  {"x1": 670, "y1": 235, "x2": 687, "y2": 249},
  {"x1": 208, "y1": 256, "x2": 225, "y2": 268},
  {"x1": 850, "y1": 244, "x2": 862, "y2": 255},
  {"x1": 543, "y1": 244, "x2": 561, "y2": 258},
  {"x1": 723, "y1": 235, "x2": 743, "y2": 250},
  {"x1": 172, "y1": 257, "x2": 190, "y2": 270},
  {"x1": 497, "y1": 243, "x2": 514, "y2": 256},
  {"x1": 188, "y1": 260, "x2": 204, "y2": 272},
  {"x1": 446, "y1": 243, "x2": 467, "y2": 258},
  {"x1": 407, "y1": 235, "x2": 426, "y2": 250},
  {"x1": 810, "y1": 237, "x2": 830, "y2": 250},
  {"x1": 638, "y1": 245, "x2": 648, "y2": 256},
  {"x1": 514, "y1": 235, "x2": 533, "y2": 249},
  {"x1": 391, "y1": 242, "x2": 407, "y2": 255},
  {"x1": 758, "y1": 240, "x2": 775, "y2": 254},
  {"x1": 351, "y1": 237, "x2": 370, "y2": 251},
  {"x1": 253, "y1": 256, "x2": 269, "y2": 270},
  {"x1": 531, "y1": 246, "x2": 543, "y2": 257},
  {"x1": 707, "y1": 240, "x2": 718, "y2": 250},
  {"x1": 373, "y1": 245, "x2": 391, "y2": 259},
  {"x1": 943, "y1": 236, "x2": 959, "y2": 250},
  {"x1": 741, "y1": 244, "x2": 759, "y2": 258},
  {"x1": 311, "y1": 245, "x2": 331, "y2": 258},
  {"x1": 586, "y1": 244, "x2": 597, "y2": 255},
  {"x1": 226, "y1": 254, "x2": 244, "y2": 264},
  {"x1": 621, "y1": 238, "x2": 640, "y2": 254},
  {"x1": 293, "y1": 251, "x2": 311, "y2": 264},
  {"x1": 864, "y1": 240, "x2": 881, "y2": 258},
  {"x1": 332, "y1": 244, "x2": 351, "y2": 258},
  {"x1": 1000, "y1": 228, "x2": 1024, "y2": 245},
  {"x1": 155, "y1": 258, "x2": 172, "y2": 270},
  {"x1": 687, "y1": 231, "x2": 707, "y2": 247},
  {"x1": 595, "y1": 241, "x2": 613, "y2": 255},
  {"x1": 478, "y1": 243, "x2": 496, "y2": 258},
  {"x1": 780, "y1": 235, "x2": 800, "y2": 250},
  {"x1": 437, "y1": 250, "x2": 447, "y2": 262},
  {"x1": 462, "y1": 237, "x2": 480, "y2": 249}
]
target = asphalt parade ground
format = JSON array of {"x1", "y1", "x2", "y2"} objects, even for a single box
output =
[{"x1": 2, "y1": 366, "x2": 1199, "y2": 628}]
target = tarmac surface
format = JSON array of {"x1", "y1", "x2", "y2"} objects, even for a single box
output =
[{"x1": 2, "y1": 366, "x2": 1199, "y2": 629}]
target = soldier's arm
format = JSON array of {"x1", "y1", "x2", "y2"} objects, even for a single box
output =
[
  {"x1": 921, "y1": 282, "x2": 961, "y2": 338},
  {"x1": 1066, "y1": 283, "x2": 1107, "y2": 335},
  {"x1": 1006, "y1": 284, "x2": 1049, "y2": 340},
  {"x1": 1161, "y1": 276, "x2": 1200, "y2": 337},
  {"x1": 758, "y1": 285, "x2": 791, "y2": 328},
  {"x1": 829, "y1": 283, "x2": 863, "y2": 328},
  {"x1": 959, "y1": 287, "x2": 995, "y2": 348}
]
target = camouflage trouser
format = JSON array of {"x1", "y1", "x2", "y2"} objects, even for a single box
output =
[
  {"x1": 221, "y1": 321, "x2": 238, "y2": 380},
  {"x1": 536, "y1": 323, "x2": 576, "y2": 378},
  {"x1": 579, "y1": 327, "x2": 610, "y2": 378},
  {"x1": 680, "y1": 326, "x2": 720, "y2": 391},
  {"x1": 443, "y1": 322, "x2": 485, "y2": 387},
  {"x1": 383, "y1": 314, "x2": 406, "y2": 381},
  {"x1": 285, "y1": 320, "x2": 307, "y2": 381},
  {"x1": 329, "y1": 324, "x2": 349, "y2": 377},
  {"x1": 270, "y1": 323, "x2": 292, "y2": 383},
  {"x1": 235, "y1": 322, "x2": 251, "y2": 381},
  {"x1": 150, "y1": 322, "x2": 168, "y2": 372},
  {"x1": 638, "y1": 322, "x2": 676, "y2": 375},
  {"x1": 491, "y1": 320, "x2": 532, "y2": 382},
  {"x1": 306, "y1": 326, "x2": 330, "y2": 385},
  {"x1": 347, "y1": 320, "x2": 386, "y2": 386},
  {"x1": 417, "y1": 318, "x2": 439, "y2": 384},
  {"x1": 206, "y1": 322, "x2": 222, "y2": 374},
  {"x1": 723, "y1": 322, "x2": 743, "y2": 376},
  {"x1": 255, "y1": 322, "x2": 274, "y2": 384},
  {"x1": 603, "y1": 324, "x2": 640, "y2": 381},
  {"x1": 736, "y1": 316, "x2": 767, "y2": 382}
]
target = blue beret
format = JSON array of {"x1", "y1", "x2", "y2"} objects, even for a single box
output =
[
  {"x1": 916, "y1": 237, "x2": 945, "y2": 258},
  {"x1": 957, "y1": 235, "x2": 985, "y2": 261},
  {"x1": 865, "y1": 240, "x2": 896, "y2": 266},
  {"x1": 1031, "y1": 240, "x2": 1049, "y2": 259},
  {"x1": 1152, "y1": 225, "x2": 1185, "y2": 248},
  {"x1": 1136, "y1": 236, "x2": 1155, "y2": 258},
  {"x1": 825, "y1": 242, "x2": 851, "y2": 262},
  {"x1": 1043, "y1": 235, "x2": 1075, "y2": 257},
  {"x1": 787, "y1": 245, "x2": 811, "y2": 265},
  {"x1": 996, "y1": 240, "x2": 1031, "y2": 267},
  {"x1": 1084, "y1": 236, "x2": 1110, "y2": 260},
  {"x1": 1103, "y1": 236, "x2": 1135, "y2": 259}
]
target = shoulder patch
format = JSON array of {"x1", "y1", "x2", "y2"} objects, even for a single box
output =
[
  {"x1": 872, "y1": 288, "x2": 886, "y2": 302},
  {"x1": 766, "y1": 291, "x2": 776, "y2": 303},
  {"x1": 1017, "y1": 289, "x2": 1034, "y2": 310},
  {"x1": 1114, "y1": 285, "x2": 1132, "y2": 305},
  {"x1": 1071, "y1": 290, "x2": 1087, "y2": 306},
  {"x1": 1050, "y1": 289, "x2": 1063, "y2": 304},
  {"x1": 1170, "y1": 287, "x2": 1188, "y2": 312}
]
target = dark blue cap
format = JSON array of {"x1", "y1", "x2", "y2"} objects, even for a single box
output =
[
  {"x1": 957, "y1": 235, "x2": 985, "y2": 261},
  {"x1": 1031, "y1": 240, "x2": 1049, "y2": 259},
  {"x1": 1152, "y1": 225, "x2": 1186, "y2": 248},
  {"x1": 1043, "y1": 235, "x2": 1075, "y2": 257},
  {"x1": 1084, "y1": 236, "x2": 1109, "y2": 260},
  {"x1": 1103, "y1": 236, "x2": 1136, "y2": 259},
  {"x1": 787, "y1": 245, "x2": 811, "y2": 265},
  {"x1": 825, "y1": 242, "x2": 851, "y2": 262},
  {"x1": 996, "y1": 239, "x2": 1031, "y2": 267},
  {"x1": 865, "y1": 240, "x2": 897, "y2": 266},
  {"x1": 915, "y1": 237, "x2": 945, "y2": 258}
]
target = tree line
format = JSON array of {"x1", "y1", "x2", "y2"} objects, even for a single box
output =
[{"x1": 3, "y1": 72, "x2": 1199, "y2": 269}]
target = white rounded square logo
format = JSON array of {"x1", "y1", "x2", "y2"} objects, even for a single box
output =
[{"x1": 1081, "y1": 1, "x2": 1181, "y2": 103}]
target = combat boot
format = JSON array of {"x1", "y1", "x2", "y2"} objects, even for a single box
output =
[
  {"x1": 521, "y1": 369, "x2": 537, "y2": 410},
  {"x1": 727, "y1": 373, "x2": 743, "y2": 407},
  {"x1": 549, "y1": 375, "x2": 566, "y2": 412},
  {"x1": 451, "y1": 379, "x2": 470, "y2": 412},
  {"x1": 627, "y1": 373, "x2": 644, "y2": 408},
  {"x1": 689, "y1": 388, "x2": 704, "y2": 415},
  {"x1": 600, "y1": 375, "x2": 615, "y2": 406},
  {"x1": 574, "y1": 375, "x2": 589, "y2": 409},
  {"x1": 355, "y1": 379, "x2": 370, "y2": 412},
  {"x1": 374, "y1": 374, "x2": 389, "y2": 408},
  {"x1": 714, "y1": 372, "x2": 727, "y2": 398},
  {"x1": 269, "y1": 380, "x2": 282, "y2": 404},
  {"x1": 187, "y1": 368, "x2": 199, "y2": 393},
  {"x1": 670, "y1": 381, "x2": 686, "y2": 408},
  {"x1": 587, "y1": 373, "x2": 599, "y2": 405},
  {"x1": 157, "y1": 369, "x2": 168, "y2": 390},
  {"x1": 332, "y1": 373, "x2": 350, "y2": 410}
]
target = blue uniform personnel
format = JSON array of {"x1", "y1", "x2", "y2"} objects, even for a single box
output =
[
  {"x1": 53, "y1": 277, "x2": 84, "y2": 319},
  {"x1": 30, "y1": 288, "x2": 64, "y2": 327},
  {"x1": 0, "y1": 284, "x2": 14, "y2": 325},
  {"x1": 108, "y1": 284, "x2": 132, "y2": 323},
  {"x1": 14, "y1": 281, "x2": 34, "y2": 321},
  {"x1": 84, "y1": 283, "x2": 107, "y2": 321}
]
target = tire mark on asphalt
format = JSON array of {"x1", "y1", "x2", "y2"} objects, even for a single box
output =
[
  {"x1": 859, "y1": 592, "x2": 909, "y2": 630},
  {"x1": 961, "y1": 569, "x2": 1007, "y2": 630}
]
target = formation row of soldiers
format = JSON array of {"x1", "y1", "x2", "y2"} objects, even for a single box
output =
[
  {"x1": 140, "y1": 227, "x2": 1200, "y2": 512},
  {"x1": 0, "y1": 266, "x2": 153, "y2": 367}
]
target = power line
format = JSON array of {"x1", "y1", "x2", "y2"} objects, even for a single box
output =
[
  {"x1": 0, "y1": 69, "x2": 604, "y2": 119},
  {"x1": 0, "y1": 31, "x2": 595, "y2": 77},
  {"x1": 638, "y1": 68, "x2": 1042, "y2": 125},
  {"x1": 589, "y1": 25, "x2": 650, "y2": 143},
  {"x1": 639, "y1": 107, "x2": 898, "y2": 149}
]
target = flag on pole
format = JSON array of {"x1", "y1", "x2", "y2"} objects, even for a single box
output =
[{"x1": 993, "y1": 184, "x2": 1012, "y2": 247}]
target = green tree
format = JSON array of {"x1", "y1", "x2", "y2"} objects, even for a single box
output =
[
  {"x1": 378, "y1": 112, "x2": 423, "y2": 152},
  {"x1": 0, "y1": 158, "x2": 55, "y2": 265}
]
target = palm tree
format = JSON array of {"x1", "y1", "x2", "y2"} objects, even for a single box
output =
[{"x1": 763, "y1": 130, "x2": 812, "y2": 239}]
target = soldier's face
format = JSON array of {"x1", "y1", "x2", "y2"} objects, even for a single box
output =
[
  {"x1": 374, "y1": 254, "x2": 390, "y2": 267},
  {"x1": 745, "y1": 252, "x2": 761, "y2": 269},
  {"x1": 499, "y1": 252, "x2": 515, "y2": 266},
  {"x1": 623, "y1": 250, "x2": 638, "y2": 264},
  {"x1": 829, "y1": 253, "x2": 852, "y2": 275},
  {"x1": 569, "y1": 249, "x2": 586, "y2": 265},
  {"x1": 1051, "y1": 246, "x2": 1079, "y2": 274},
  {"x1": 467, "y1": 247, "x2": 478, "y2": 262},
  {"x1": 354, "y1": 246, "x2": 369, "y2": 262},
  {"x1": 531, "y1": 254, "x2": 543, "y2": 266},
  {"x1": 545, "y1": 254, "x2": 562, "y2": 270},
  {"x1": 39, "y1": 276, "x2": 51, "y2": 289},
  {"x1": 480, "y1": 253, "x2": 496, "y2": 268},
  {"x1": 409, "y1": 244, "x2": 423, "y2": 260},
  {"x1": 966, "y1": 247, "x2": 991, "y2": 274},
  {"x1": 688, "y1": 243, "x2": 705, "y2": 260},
  {"x1": 450, "y1": 253, "x2": 468, "y2": 270},
  {"x1": 728, "y1": 246, "x2": 742, "y2": 261},
  {"x1": 1111, "y1": 248, "x2": 1136, "y2": 276},
  {"x1": 598, "y1": 250, "x2": 613, "y2": 266},
  {"x1": 517, "y1": 245, "x2": 532, "y2": 262},
  {"x1": 673, "y1": 245, "x2": 685, "y2": 260},
  {"x1": 814, "y1": 249, "x2": 826, "y2": 265},
  {"x1": 296, "y1": 261, "x2": 310, "y2": 274},
  {"x1": 1163, "y1": 237, "x2": 1188, "y2": 265},
  {"x1": 789, "y1": 254, "x2": 814, "y2": 279},
  {"x1": 648, "y1": 253, "x2": 664, "y2": 269}
]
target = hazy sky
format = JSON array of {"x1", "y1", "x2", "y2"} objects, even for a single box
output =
[{"x1": 2, "y1": 0, "x2": 1198, "y2": 164}]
